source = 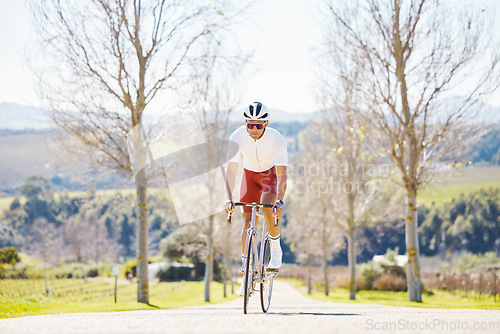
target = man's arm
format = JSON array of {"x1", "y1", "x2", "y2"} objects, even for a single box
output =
[
  {"x1": 274, "y1": 165, "x2": 287, "y2": 216},
  {"x1": 224, "y1": 162, "x2": 239, "y2": 211}
]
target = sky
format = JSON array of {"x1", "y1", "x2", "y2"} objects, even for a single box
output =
[{"x1": 0, "y1": 0, "x2": 499, "y2": 114}]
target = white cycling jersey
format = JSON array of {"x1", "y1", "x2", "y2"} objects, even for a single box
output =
[{"x1": 227, "y1": 125, "x2": 288, "y2": 172}]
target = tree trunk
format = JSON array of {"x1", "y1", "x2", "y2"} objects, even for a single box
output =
[
  {"x1": 322, "y1": 252, "x2": 329, "y2": 296},
  {"x1": 347, "y1": 229, "x2": 357, "y2": 300},
  {"x1": 230, "y1": 258, "x2": 234, "y2": 295},
  {"x1": 135, "y1": 168, "x2": 149, "y2": 304},
  {"x1": 44, "y1": 260, "x2": 49, "y2": 298},
  {"x1": 321, "y1": 216, "x2": 329, "y2": 296},
  {"x1": 405, "y1": 195, "x2": 422, "y2": 302},
  {"x1": 204, "y1": 216, "x2": 214, "y2": 302},
  {"x1": 222, "y1": 253, "x2": 227, "y2": 298},
  {"x1": 307, "y1": 257, "x2": 312, "y2": 295}
]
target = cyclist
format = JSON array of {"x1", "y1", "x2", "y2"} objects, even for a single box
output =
[{"x1": 224, "y1": 102, "x2": 288, "y2": 296}]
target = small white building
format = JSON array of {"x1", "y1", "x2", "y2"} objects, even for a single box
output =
[{"x1": 372, "y1": 254, "x2": 408, "y2": 267}]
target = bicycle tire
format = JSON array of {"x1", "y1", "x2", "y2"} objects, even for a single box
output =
[
  {"x1": 260, "y1": 238, "x2": 273, "y2": 312},
  {"x1": 243, "y1": 234, "x2": 253, "y2": 314}
]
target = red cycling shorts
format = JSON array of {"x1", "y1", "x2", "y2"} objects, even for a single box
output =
[{"x1": 240, "y1": 167, "x2": 277, "y2": 213}]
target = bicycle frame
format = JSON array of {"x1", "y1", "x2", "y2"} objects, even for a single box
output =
[{"x1": 227, "y1": 202, "x2": 278, "y2": 313}]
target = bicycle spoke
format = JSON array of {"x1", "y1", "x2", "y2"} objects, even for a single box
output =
[
  {"x1": 260, "y1": 238, "x2": 274, "y2": 313},
  {"x1": 243, "y1": 235, "x2": 253, "y2": 314}
]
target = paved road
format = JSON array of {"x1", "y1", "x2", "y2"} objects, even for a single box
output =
[{"x1": 1, "y1": 281, "x2": 499, "y2": 334}]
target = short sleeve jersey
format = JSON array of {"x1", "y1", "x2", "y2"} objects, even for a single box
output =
[{"x1": 227, "y1": 125, "x2": 288, "y2": 172}]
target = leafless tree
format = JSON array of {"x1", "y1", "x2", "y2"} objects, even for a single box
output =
[
  {"x1": 307, "y1": 109, "x2": 398, "y2": 300},
  {"x1": 64, "y1": 216, "x2": 87, "y2": 263},
  {"x1": 287, "y1": 139, "x2": 344, "y2": 296},
  {"x1": 30, "y1": 217, "x2": 64, "y2": 296},
  {"x1": 192, "y1": 51, "x2": 249, "y2": 302},
  {"x1": 318, "y1": 0, "x2": 500, "y2": 302},
  {"x1": 30, "y1": 217, "x2": 64, "y2": 264},
  {"x1": 29, "y1": 0, "x2": 250, "y2": 303}
]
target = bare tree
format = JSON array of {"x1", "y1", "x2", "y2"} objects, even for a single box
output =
[
  {"x1": 287, "y1": 140, "x2": 344, "y2": 296},
  {"x1": 30, "y1": 217, "x2": 64, "y2": 297},
  {"x1": 64, "y1": 216, "x2": 87, "y2": 262},
  {"x1": 312, "y1": 66, "x2": 399, "y2": 300},
  {"x1": 308, "y1": 109, "x2": 397, "y2": 300},
  {"x1": 187, "y1": 50, "x2": 250, "y2": 301},
  {"x1": 286, "y1": 194, "x2": 327, "y2": 295},
  {"x1": 319, "y1": 0, "x2": 500, "y2": 302},
  {"x1": 29, "y1": 0, "x2": 249, "y2": 303}
]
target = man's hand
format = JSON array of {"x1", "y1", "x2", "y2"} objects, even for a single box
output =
[
  {"x1": 272, "y1": 200, "x2": 283, "y2": 217},
  {"x1": 224, "y1": 199, "x2": 234, "y2": 214}
]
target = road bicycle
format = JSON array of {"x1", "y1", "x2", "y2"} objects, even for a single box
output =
[{"x1": 228, "y1": 202, "x2": 279, "y2": 314}]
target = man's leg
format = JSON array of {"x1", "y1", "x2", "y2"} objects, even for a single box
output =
[
  {"x1": 239, "y1": 212, "x2": 258, "y2": 296},
  {"x1": 261, "y1": 192, "x2": 282, "y2": 268},
  {"x1": 240, "y1": 212, "x2": 258, "y2": 255},
  {"x1": 261, "y1": 192, "x2": 279, "y2": 237}
]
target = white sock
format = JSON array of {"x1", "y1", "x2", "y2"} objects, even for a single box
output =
[{"x1": 270, "y1": 234, "x2": 281, "y2": 251}]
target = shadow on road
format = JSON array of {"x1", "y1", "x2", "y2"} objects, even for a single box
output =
[{"x1": 269, "y1": 312, "x2": 360, "y2": 316}]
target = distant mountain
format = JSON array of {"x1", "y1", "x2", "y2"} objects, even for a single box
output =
[
  {"x1": 0, "y1": 103, "x2": 315, "y2": 130},
  {"x1": 229, "y1": 108, "x2": 316, "y2": 123},
  {"x1": 0, "y1": 103, "x2": 52, "y2": 130}
]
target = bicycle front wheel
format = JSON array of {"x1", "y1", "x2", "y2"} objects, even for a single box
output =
[
  {"x1": 260, "y1": 238, "x2": 273, "y2": 312},
  {"x1": 260, "y1": 276, "x2": 274, "y2": 313},
  {"x1": 243, "y1": 234, "x2": 254, "y2": 314}
]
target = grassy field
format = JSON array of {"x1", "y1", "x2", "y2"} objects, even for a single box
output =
[
  {"x1": 0, "y1": 278, "x2": 238, "y2": 319},
  {"x1": 418, "y1": 166, "x2": 500, "y2": 204},
  {"x1": 286, "y1": 279, "x2": 500, "y2": 310},
  {"x1": 1, "y1": 166, "x2": 499, "y2": 209},
  {"x1": 0, "y1": 196, "x2": 12, "y2": 211}
]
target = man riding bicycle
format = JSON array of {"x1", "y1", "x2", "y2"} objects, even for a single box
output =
[{"x1": 224, "y1": 102, "x2": 288, "y2": 296}]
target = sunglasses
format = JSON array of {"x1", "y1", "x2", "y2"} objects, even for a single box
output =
[{"x1": 246, "y1": 122, "x2": 266, "y2": 130}]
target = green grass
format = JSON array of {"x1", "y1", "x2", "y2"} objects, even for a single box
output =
[
  {"x1": 0, "y1": 196, "x2": 13, "y2": 211},
  {"x1": 0, "y1": 278, "x2": 238, "y2": 319},
  {"x1": 286, "y1": 279, "x2": 500, "y2": 310},
  {"x1": 418, "y1": 167, "x2": 500, "y2": 204}
]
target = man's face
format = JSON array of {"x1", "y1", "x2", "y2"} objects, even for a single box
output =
[{"x1": 246, "y1": 120, "x2": 267, "y2": 140}]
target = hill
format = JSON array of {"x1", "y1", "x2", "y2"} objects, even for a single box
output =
[
  {"x1": 0, "y1": 130, "x2": 54, "y2": 195},
  {"x1": 0, "y1": 104, "x2": 313, "y2": 195},
  {"x1": 418, "y1": 166, "x2": 500, "y2": 203},
  {"x1": 0, "y1": 103, "x2": 52, "y2": 130}
]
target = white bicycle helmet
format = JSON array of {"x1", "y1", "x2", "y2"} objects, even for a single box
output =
[{"x1": 244, "y1": 102, "x2": 269, "y2": 121}]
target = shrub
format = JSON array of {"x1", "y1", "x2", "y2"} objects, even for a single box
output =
[
  {"x1": 334, "y1": 274, "x2": 370, "y2": 291},
  {"x1": 0, "y1": 266, "x2": 28, "y2": 279},
  {"x1": 0, "y1": 247, "x2": 21, "y2": 269},
  {"x1": 372, "y1": 273, "x2": 407, "y2": 291},
  {"x1": 454, "y1": 252, "x2": 500, "y2": 270},
  {"x1": 358, "y1": 262, "x2": 383, "y2": 290},
  {"x1": 124, "y1": 258, "x2": 153, "y2": 278},
  {"x1": 86, "y1": 267, "x2": 99, "y2": 277},
  {"x1": 55, "y1": 263, "x2": 90, "y2": 278},
  {"x1": 156, "y1": 263, "x2": 195, "y2": 281}
]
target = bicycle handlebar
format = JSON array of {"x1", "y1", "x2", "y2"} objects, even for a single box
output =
[
  {"x1": 227, "y1": 202, "x2": 279, "y2": 226},
  {"x1": 234, "y1": 202, "x2": 274, "y2": 208}
]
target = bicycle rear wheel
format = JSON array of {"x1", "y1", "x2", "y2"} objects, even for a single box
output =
[
  {"x1": 260, "y1": 238, "x2": 273, "y2": 312},
  {"x1": 243, "y1": 234, "x2": 254, "y2": 314}
]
